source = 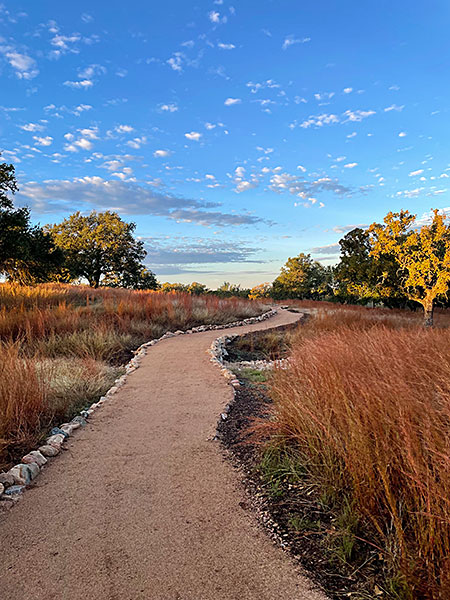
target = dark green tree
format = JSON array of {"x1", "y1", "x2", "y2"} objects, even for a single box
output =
[
  {"x1": 0, "y1": 155, "x2": 64, "y2": 284},
  {"x1": 272, "y1": 253, "x2": 331, "y2": 299},
  {"x1": 0, "y1": 158, "x2": 18, "y2": 209},
  {"x1": 48, "y1": 210, "x2": 150, "y2": 288},
  {"x1": 334, "y1": 227, "x2": 406, "y2": 306}
]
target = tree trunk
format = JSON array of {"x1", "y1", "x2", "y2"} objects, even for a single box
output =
[{"x1": 423, "y1": 301, "x2": 434, "y2": 327}]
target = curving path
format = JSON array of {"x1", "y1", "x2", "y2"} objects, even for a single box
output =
[{"x1": 0, "y1": 309, "x2": 327, "y2": 600}]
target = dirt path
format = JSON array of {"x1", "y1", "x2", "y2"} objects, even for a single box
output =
[{"x1": 0, "y1": 309, "x2": 327, "y2": 600}]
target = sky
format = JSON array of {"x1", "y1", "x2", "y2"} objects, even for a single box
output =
[{"x1": 1, "y1": 1, "x2": 450, "y2": 287}]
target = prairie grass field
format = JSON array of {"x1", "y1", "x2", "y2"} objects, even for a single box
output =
[
  {"x1": 257, "y1": 303, "x2": 450, "y2": 598},
  {"x1": 0, "y1": 282, "x2": 265, "y2": 469}
]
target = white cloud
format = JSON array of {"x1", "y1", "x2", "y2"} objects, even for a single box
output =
[
  {"x1": 64, "y1": 79, "x2": 93, "y2": 89},
  {"x1": 33, "y1": 135, "x2": 53, "y2": 146},
  {"x1": 126, "y1": 136, "x2": 147, "y2": 149},
  {"x1": 185, "y1": 131, "x2": 202, "y2": 141},
  {"x1": 347, "y1": 132, "x2": 357, "y2": 138},
  {"x1": 160, "y1": 103, "x2": 178, "y2": 112},
  {"x1": 300, "y1": 113, "x2": 339, "y2": 128},
  {"x1": 235, "y1": 180, "x2": 258, "y2": 193},
  {"x1": 74, "y1": 138, "x2": 93, "y2": 150},
  {"x1": 78, "y1": 63, "x2": 106, "y2": 79},
  {"x1": 81, "y1": 13, "x2": 93, "y2": 23},
  {"x1": 384, "y1": 104, "x2": 404, "y2": 112},
  {"x1": 342, "y1": 109, "x2": 376, "y2": 122},
  {"x1": 167, "y1": 53, "x2": 183, "y2": 72},
  {"x1": 314, "y1": 92, "x2": 335, "y2": 102},
  {"x1": 79, "y1": 127, "x2": 98, "y2": 139},
  {"x1": 209, "y1": 10, "x2": 227, "y2": 23},
  {"x1": 115, "y1": 124, "x2": 134, "y2": 133},
  {"x1": 282, "y1": 35, "x2": 310, "y2": 50},
  {"x1": 2, "y1": 50, "x2": 38, "y2": 79},
  {"x1": 344, "y1": 162, "x2": 358, "y2": 168},
  {"x1": 409, "y1": 169, "x2": 424, "y2": 177},
  {"x1": 399, "y1": 132, "x2": 407, "y2": 137},
  {"x1": 343, "y1": 87, "x2": 353, "y2": 94},
  {"x1": 20, "y1": 122, "x2": 44, "y2": 132},
  {"x1": 224, "y1": 97, "x2": 241, "y2": 106},
  {"x1": 154, "y1": 150, "x2": 170, "y2": 157},
  {"x1": 217, "y1": 42, "x2": 235, "y2": 50}
]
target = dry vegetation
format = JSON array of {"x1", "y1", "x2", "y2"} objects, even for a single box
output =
[
  {"x1": 0, "y1": 282, "x2": 264, "y2": 469},
  {"x1": 262, "y1": 304, "x2": 450, "y2": 598}
]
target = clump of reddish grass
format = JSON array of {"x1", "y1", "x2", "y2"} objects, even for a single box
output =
[
  {"x1": 0, "y1": 344, "x2": 50, "y2": 466},
  {"x1": 267, "y1": 323, "x2": 450, "y2": 598}
]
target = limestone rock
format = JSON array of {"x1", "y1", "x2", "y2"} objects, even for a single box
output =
[
  {"x1": 46, "y1": 433, "x2": 65, "y2": 448},
  {"x1": 27, "y1": 462, "x2": 40, "y2": 480},
  {"x1": 9, "y1": 464, "x2": 32, "y2": 485},
  {"x1": 0, "y1": 472, "x2": 15, "y2": 488},
  {"x1": 22, "y1": 451, "x2": 47, "y2": 467},
  {"x1": 3, "y1": 484, "x2": 25, "y2": 496},
  {"x1": 50, "y1": 426, "x2": 69, "y2": 439},
  {"x1": 38, "y1": 444, "x2": 60, "y2": 457}
]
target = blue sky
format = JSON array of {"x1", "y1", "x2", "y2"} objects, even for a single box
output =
[{"x1": 1, "y1": 1, "x2": 449, "y2": 287}]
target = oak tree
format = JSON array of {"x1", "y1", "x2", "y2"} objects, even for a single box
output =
[
  {"x1": 48, "y1": 211, "x2": 150, "y2": 289},
  {"x1": 369, "y1": 209, "x2": 450, "y2": 326}
]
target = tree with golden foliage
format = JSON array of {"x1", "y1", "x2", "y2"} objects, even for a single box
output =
[
  {"x1": 369, "y1": 209, "x2": 450, "y2": 326},
  {"x1": 248, "y1": 282, "x2": 272, "y2": 300}
]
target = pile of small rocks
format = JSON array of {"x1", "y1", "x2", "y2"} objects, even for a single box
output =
[
  {"x1": 227, "y1": 358, "x2": 290, "y2": 371},
  {"x1": 0, "y1": 307, "x2": 277, "y2": 508}
]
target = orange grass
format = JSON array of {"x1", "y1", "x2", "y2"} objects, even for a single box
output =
[
  {"x1": 266, "y1": 310, "x2": 450, "y2": 598},
  {"x1": 0, "y1": 283, "x2": 264, "y2": 468}
]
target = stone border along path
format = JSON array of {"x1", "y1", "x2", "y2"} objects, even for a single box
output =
[
  {"x1": 0, "y1": 308, "x2": 277, "y2": 503},
  {"x1": 0, "y1": 306, "x2": 327, "y2": 600}
]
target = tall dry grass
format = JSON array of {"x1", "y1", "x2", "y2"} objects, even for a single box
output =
[
  {"x1": 266, "y1": 309, "x2": 450, "y2": 598},
  {"x1": 0, "y1": 282, "x2": 265, "y2": 468}
]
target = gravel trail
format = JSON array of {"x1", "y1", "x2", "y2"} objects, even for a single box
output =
[{"x1": 0, "y1": 308, "x2": 327, "y2": 600}]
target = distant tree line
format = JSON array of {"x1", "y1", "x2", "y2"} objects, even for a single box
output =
[{"x1": 249, "y1": 210, "x2": 450, "y2": 326}]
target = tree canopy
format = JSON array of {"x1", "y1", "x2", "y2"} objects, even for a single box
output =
[
  {"x1": 0, "y1": 158, "x2": 18, "y2": 210},
  {"x1": 272, "y1": 253, "x2": 331, "y2": 299},
  {"x1": 369, "y1": 209, "x2": 450, "y2": 325},
  {"x1": 48, "y1": 211, "x2": 155, "y2": 289}
]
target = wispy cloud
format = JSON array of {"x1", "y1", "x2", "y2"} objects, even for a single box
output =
[
  {"x1": 64, "y1": 79, "x2": 93, "y2": 89},
  {"x1": 282, "y1": 35, "x2": 311, "y2": 50},
  {"x1": 16, "y1": 178, "x2": 264, "y2": 227},
  {"x1": 224, "y1": 97, "x2": 241, "y2": 106},
  {"x1": 160, "y1": 103, "x2": 178, "y2": 112}
]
